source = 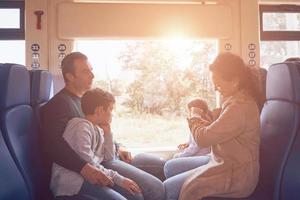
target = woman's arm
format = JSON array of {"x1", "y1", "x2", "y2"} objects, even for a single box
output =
[{"x1": 190, "y1": 102, "x2": 245, "y2": 148}]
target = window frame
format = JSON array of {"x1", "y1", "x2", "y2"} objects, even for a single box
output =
[
  {"x1": 0, "y1": 1, "x2": 25, "y2": 40},
  {"x1": 260, "y1": 4, "x2": 300, "y2": 41}
]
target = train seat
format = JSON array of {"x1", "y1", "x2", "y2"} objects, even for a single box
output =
[
  {"x1": 30, "y1": 69, "x2": 53, "y2": 123},
  {"x1": 0, "y1": 65, "x2": 31, "y2": 200},
  {"x1": 204, "y1": 62, "x2": 300, "y2": 200},
  {"x1": 0, "y1": 64, "x2": 49, "y2": 200}
]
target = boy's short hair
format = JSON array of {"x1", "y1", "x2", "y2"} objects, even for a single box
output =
[
  {"x1": 61, "y1": 52, "x2": 88, "y2": 83},
  {"x1": 81, "y1": 88, "x2": 115, "y2": 115},
  {"x1": 187, "y1": 98, "x2": 208, "y2": 112}
]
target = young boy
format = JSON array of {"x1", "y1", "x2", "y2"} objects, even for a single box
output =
[
  {"x1": 174, "y1": 98, "x2": 212, "y2": 158},
  {"x1": 50, "y1": 88, "x2": 142, "y2": 200}
]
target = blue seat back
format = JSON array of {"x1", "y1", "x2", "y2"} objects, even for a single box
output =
[
  {"x1": 0, "y1": 127, "x2": 30, "y2": 200},
  {"x1": 30, "y1": 70, "x2": 53, "y2": 123},
  {"x1": 0, "y1": 64, "x2": 47, "y2": 200},
  {"x1": 278, "y1": 61, "x2": 300, "y2": 200},
  {"x1": 259, "y1": 62, "x2": 300, "y2": 200}
]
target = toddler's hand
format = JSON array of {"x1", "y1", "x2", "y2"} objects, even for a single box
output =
[{"x1": 178, "y1": 143, "x2": 189, "y2": 150}]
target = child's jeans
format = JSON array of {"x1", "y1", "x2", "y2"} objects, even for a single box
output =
[{"x1": 78, "y1": 181, "x2": 144, "y2": 200}]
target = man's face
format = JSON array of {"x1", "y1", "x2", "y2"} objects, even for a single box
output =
[{"x1": 69, "y1": 59, "x2": 94, "y2": 93}]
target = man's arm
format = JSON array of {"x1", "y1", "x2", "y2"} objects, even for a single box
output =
[{"x1": 41, "y1": 99, "x2": 86, "y2": 173}]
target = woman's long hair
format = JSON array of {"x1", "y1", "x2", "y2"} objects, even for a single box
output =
[{"x1": 209, "y1": 52, "x2": 265, "y2": 110}]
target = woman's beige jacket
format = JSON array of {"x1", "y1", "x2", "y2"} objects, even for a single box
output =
[{"x1": 179, "y1": 90, "x2": 260, "y2": 200}]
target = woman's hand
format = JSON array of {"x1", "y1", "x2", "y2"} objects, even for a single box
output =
[
  {"x1": 212, "y1": 108, "x2": 222, "y2": 119},
  {"x1": 121, "y1": 178, "x2": 142, "y2": 195},
  {"x1": 187, "y1": 117, "x2": 211, "y2": 133}
]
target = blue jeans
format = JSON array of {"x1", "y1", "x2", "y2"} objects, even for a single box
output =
[
  {"x1": 78, "y1": 181, "x2": 144, "y2": 200},
  {"x1": 103, "y1": 160, "x2": 165, "y2": 200},
  {"x1": 164, "y1": 156, "x2": 210, "y2": 178},
  {"x1": 132, "y1": 153, "x2": 167, "y2": 181},
  {"x1": 163, "y1": 156, "x2": 210, "y2": 200}
]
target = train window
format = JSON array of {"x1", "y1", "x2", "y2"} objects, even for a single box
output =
[
  {"x1": 0, "y1": 40, "x2": 25, "y2": 64},
  {"x1": 260, "y1": 41, "x2": 300, "y2": 69},
  {"x1": 0, "y1": 2, "x2": 25, "y2": 64},
  {"x1": 0, "y1": 9, "x2": 20, "y2": 28},
  {"x1": 0, "y1": 1, "x2": 24, "y2": 40},
  {"x1": 260, "y1": 5, "x2": 300, "y2": 41},
  {"x1": 262, "y1": 12, "x2": 300, "y2": 31},
  {"x1": 75, "y1": 39, "x2": 217, "y2": 148},
  {"x1": 260, "y1": 5, "x2": 300, "y2": 68}
]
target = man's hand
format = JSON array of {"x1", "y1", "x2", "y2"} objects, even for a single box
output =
[
  {"x1": 118, "y1": 146, "x2": 133, "y2": 164},
  {"x1": 178, "y1": 143, "x2": 189, "y2": 150},
  {"x1": 80, "y1": 163, "x2": 114, "y2": 187},
  {"x1": 121, "y1": 178, "x2": 141, "y2": 195}
]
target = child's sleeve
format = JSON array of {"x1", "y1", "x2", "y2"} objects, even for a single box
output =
[
  {"x1": 63, "y1": 121, "x2": 97, "y2": 165},
  {"x1": 103, "y1": 131, "x2": 115, "y2": 161},
  {"x1": 64, "y1": 122, "x2": 125, "y2": 186},
  {"x1": 173, "y1": 140, "x2": 199, "y2": 158},
  {"x1": 97, "y1": 165, "x2": 125, "y2": 186}
]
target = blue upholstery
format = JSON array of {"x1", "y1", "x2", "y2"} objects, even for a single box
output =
[
  {"x1": 0, "y1": 63, "x2": 30, "y2": 110},
  {"x1": 277, "y1": 62, "x2": 300, "y2": 200},
  {"x1": 204, "y1": 62, "x2": 300, "y2": 200},
  {"x1": 0, "y1": 64, "x2": 48, "y2": 200},
  {"x1": 30, "y1": 70, "x2": 53, "y2": 105},
  {"x1": 30, "y1": 70, "x2": 53, "y2": 123},
  {"x1": 0, "y1": 128, "x2": 31, "y2": 200}
]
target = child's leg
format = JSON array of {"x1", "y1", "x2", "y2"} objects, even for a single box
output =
[
  {"x1": 112, "y1": 184, "x2": 144, "y2": 200},
  {"x1": 103, "y1": 160, "x2": 165, "y2": 200},
  {"x1": 132, "y1": 153, "x2": 167, "y2": 181},
  {"x1": 78, "y1": 181, "x2": 127, "y2": 200},
  {"x1": 164, "y1": 156, "x2": 210, "y2": 179}
]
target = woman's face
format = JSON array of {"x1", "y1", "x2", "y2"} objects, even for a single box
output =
[{"x1": 211, "y1": 71, "x2": 239, "y2": 98}]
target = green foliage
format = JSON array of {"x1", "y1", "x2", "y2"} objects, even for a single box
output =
[{"x1": 118, "y1": 40, "x2": 217, "y2": 115}]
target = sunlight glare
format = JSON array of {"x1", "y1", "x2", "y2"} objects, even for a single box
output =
[{"x1": 164, "y1": 34, "x2": 193, "y2": 69}]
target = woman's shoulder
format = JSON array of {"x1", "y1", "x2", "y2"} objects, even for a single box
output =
[{"x1": 224, "y1": 90, "x2": 259, "y2": 112}]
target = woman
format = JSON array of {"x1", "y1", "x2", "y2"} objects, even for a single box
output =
[{"x1": 164, "y1": 52, "x2": 261, "y2": 200}]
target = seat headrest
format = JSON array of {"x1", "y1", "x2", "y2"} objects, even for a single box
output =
[
  {"x1": 266, "y1": 62, "x2": 300, "y2": 102},
  {"x1": 30, "y1": 70, "x2": 53, "y2": 105},
  {"x1": 0, "y1": 64, "x2": 30, "y2": 110}
]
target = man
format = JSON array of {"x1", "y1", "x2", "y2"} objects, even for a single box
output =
[{"x1": 41, "y1": 52, "x2": 164, "y2": 200}]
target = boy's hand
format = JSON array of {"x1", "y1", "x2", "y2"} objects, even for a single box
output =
[
  {"x1": 178, "y1": 143, "x2": 189, "y2": 150},
  {"x1": 80, "y1": 163, "x2": 114, "y2": 187},
  {"x1": 99, "y1": 123, "x2": 111, "y2": 135},
  {"x1": 121, "y1": 178, "x2": 142, "y2": 195},
  {"x1": 119, "y1": 146, "x2": 133, "y2": 164}
]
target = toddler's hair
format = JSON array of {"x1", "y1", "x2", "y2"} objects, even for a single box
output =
[{"x1": 187, "y1": 98, "x2": 208, "y2": 112}]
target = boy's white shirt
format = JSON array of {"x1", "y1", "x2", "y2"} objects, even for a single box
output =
[{"x1": 50, "y1": 117, "x2": 125, "y2": 197}]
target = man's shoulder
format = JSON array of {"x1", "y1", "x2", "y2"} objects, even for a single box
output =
[
  {"x1": 42, "y1": 89, "x2": 71, "y2": 114},
  {"x1": 44, "y1": 89, "x2": 72, "y2": 107}
]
